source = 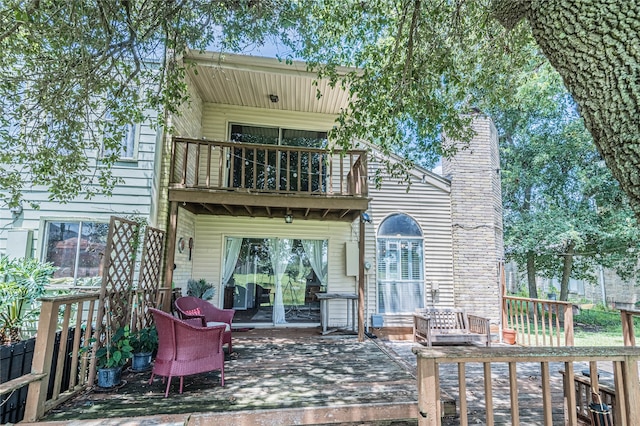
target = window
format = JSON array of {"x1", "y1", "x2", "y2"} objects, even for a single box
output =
[
  {"x1": 377, "y1": 214, "x2": 424, "y2": 313},
  {"x1": 228, "y1": 124, "x2": 328, "y2": 192},
  {"x1": 102, "y1": 110, "x2": 138, "y2": 160},
  {"x1": 42, "y1": 221, "x2": 109, "y2": 285}
]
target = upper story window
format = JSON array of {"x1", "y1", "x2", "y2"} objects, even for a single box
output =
[
  {"x1": 102, "y1": 110, "x2": 138, "y2": 161},
  {"x1": 230, "y1": 124, "x2": 327, "y2": 148},
  {"x1": 42, "y1": 220, "x2": 109, "y2": 286}
]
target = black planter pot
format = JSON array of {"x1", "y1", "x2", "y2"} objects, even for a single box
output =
[
  {"x1": 131, "y1": 352, "x2": 152, "y2": 372},
  {"x1": 97, "y1": 367, "x2": 122, "y2": 388}
]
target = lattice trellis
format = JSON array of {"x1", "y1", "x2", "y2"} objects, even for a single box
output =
[
  {"x1": 89, "y1": 216, "x2": 144, "y2": 384},
  {"x1": 131, "y1": 226, "x2": 165, "y2": 332},
  {"x1": 93, "y1": 217, "x2": 140, "y2": 346}
]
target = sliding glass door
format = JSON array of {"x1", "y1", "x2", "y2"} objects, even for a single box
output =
[{"x1": 224, "y1": 237, "x2": 327, "y2": 325}]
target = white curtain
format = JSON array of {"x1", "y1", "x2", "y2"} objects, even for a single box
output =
[
  {"x1": 267, "y1": 238, "x2": 292, "y2": 324},
  {"x1": 222, "y1": 237, "x2": 243, "y2": 286},
  {"x1": 301, "y1": 240, "x2": 327, "y2": 288}
]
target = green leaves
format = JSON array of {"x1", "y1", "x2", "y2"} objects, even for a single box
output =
[{"x1": 0, "y1": 256, "x2": 57, "y2": 343}]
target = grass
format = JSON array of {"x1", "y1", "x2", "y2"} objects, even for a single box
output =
[
  {"x1": 573, "y1": 307, "x2": 640, "y2": 346},
  {"x1": 512, "y1": 307, "x2": 640, "y2": 347}
]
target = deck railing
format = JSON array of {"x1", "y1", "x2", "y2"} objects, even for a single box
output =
[
  {"x1": 170, "y1": 137, "x2": 368, "y2": 196},
  {"x1": 503, "y1": 296, "x2": 574, "y2": 346},
  {"x1": 12, "y1": 293, "x2": 101, "y2": 422},
  {"x1": 413, "y1": 346, "x2": 640, "y2": 426}
]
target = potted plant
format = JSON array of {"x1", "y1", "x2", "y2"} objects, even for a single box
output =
[
  {"x1": 92, "y1": 325, "x2": 134, "y2": 388},
  {"x1": 187, "y1": 278, "x2": 216, "y2": 300},
  {"x1": 129, "y1": 325, "x2": 158, "y2": 372}
]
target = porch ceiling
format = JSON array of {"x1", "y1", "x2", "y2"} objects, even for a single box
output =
[
  {"x1": 184, "y1": 51, "x2": 353, "y2": 115},
  {"x1": 169, "y1": 188, "x2": 369, "y2": 222}
]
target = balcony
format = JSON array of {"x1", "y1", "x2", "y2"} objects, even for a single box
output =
[{"x1": 168, "y1": 137, "x2": 370, "y2": 221}]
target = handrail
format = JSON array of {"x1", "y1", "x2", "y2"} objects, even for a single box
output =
[
  {"x1": 413, "y1": 346, "x2": 640, "y2": 426},
  {"x1": 503, "y1": 295, "x2": 574, "y2": 346},
  {"x1": 23, "y1": 292, "x2": 100, "y2": 422},
  {"x1": 170, "y1": 137, "x2": 368, "y2": 197}
]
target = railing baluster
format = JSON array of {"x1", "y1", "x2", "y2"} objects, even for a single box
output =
[
  {"x1": 458, "y1": 363, "x2": 468, "y2": 426},
  {"x1": 564, "y1": 361, "x2": 578, "y2": 426},
  {"x1": 533, "y1": 300, "x2": 539, "y2": 346},
  {"x1": 252, "y1": 147, "x2": 257, "y2": 190},
  {"x1": 483, "y1": 362, "x2": 494, "y2": 425},
  {"x1": 555, "y1": 305, "x2": 561, "y2": 347},
  {"x1": 206, "y1": 144, "x2": 212, "y2": 187},
  {"x1": 508, "y1": 361, "x2": 520, "y2": 426},
  {"x1": 540, "y1": 361, "x2": 552, "y2": 425},
  {"x1": 52, "y1": 303, "x2": 72, "y2": 400},
  {"x1": 241, "y1": 146, "x2": 246, "y2": 188},
  {"x1": 194, "y1": 143, "x2": 201, "y2": 187},
  {"x1": 182, "y1": 142, "x2": 189, "y2": 185},
  {"x1": 69, "y1": 300, "x2": 84, "y2": 389}
]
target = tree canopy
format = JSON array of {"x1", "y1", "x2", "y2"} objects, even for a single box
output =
[
  {"x1": 1, "y1": 0, "x2": 639, "y2": 226},
  {"x1": 493, "y1": 61, "x2": 639, "y2": 300}
]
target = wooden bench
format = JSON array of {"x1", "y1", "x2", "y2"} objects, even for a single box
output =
[{"x1": 413, "y1": 308, "x2": 491, "y2": 347}]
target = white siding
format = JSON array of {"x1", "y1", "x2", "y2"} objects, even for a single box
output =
[
  {"x1": 368, "y1": 162, "x2": 455, "y2": 327},
  {"x1": 0, "y1": 112, "x2": 159, "y2": 259},
  {"x1": 201, "y1": 104, "x2": 339, "y2": 140}
]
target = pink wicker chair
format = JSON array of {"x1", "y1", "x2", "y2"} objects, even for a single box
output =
[
  {"x1": 149, "y1": 308, "x2": 226, "y2": 397},
  {"x1": 174, "y1": 296, "x2": 235, "y2": 353}
]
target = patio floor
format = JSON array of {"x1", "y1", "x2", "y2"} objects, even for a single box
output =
[
  {"x1": 36, "y1": 328, "x2": 420, "y2": 425},
  {"x1": 30, "y1": 328, "x2": 605, "y2": 425}
]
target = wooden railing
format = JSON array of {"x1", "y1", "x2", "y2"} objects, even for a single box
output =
[
  {"x1": 170, "y1": 137, "x2": 368, "y2": 196},
  {"x1": 619, "y1": 308, "x2": 640, "y2": 346},
  {"x1": 503, "y1": 296, "x2": 574, "y2": 346},
  {"x1": 10, "y1": 293, "x2": 101, "y2": 422},
  {"x1": 413, "y1": 346, "x2": 640, "y2": 426}
]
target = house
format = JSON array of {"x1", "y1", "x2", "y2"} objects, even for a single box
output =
[{"x1": 0, "y1": 51, "x2": 504, "y2": 334}]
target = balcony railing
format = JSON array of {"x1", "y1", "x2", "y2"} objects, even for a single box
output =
[{"x1": 170, "y1": 137, "x2": 368, "y2": 197}]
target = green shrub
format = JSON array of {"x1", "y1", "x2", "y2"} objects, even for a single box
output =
[{"x1": 0, "y1": 256, "x2": 57, "y2": 344}]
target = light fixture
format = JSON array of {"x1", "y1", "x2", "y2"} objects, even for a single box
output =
[
  {"x1": 9, "y1": 204, "x2": 22, "y2": 217},
  {"x1": 269, "y1": 94, "x2": 279, "y2": 103},
  {"x1": 284, "y1": 212, "x2": 293, "y2": 224},
  {"x1": 361, "y1": 212, "x2": 372, "y2": 223}
]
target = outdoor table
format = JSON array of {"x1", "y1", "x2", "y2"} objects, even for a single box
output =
[{"x1": 316, "y1": 293, "x2": 358, "y2": 335}]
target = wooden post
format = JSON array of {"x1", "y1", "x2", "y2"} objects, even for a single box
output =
[
  {"x1": 564, "y1": 303, "x2": 574, "y2": 346},
  {"x1": 24, "y1": 299, "x2": 60, "y2": 422},
  {"x1": 417, "y1": 355, "x2": 440, "y2": 426},
  {"x1": 163, "y1": 200, "x2": 179, "y2": 311},
  {"x1": 620, "y1": 309, "x2": 636, "y2": 346},
  {"x1": 622, "y1": 355, "x2": 640, "y2": 422},
  {"x1": 358, "y1": 213, "x2": 365, "y2": 342},
  {"x1": 563, "y1": 361, "x2": 577, "y2": 426}
]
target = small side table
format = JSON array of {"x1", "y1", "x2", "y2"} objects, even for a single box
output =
[{"x1": 316, "y1": 293, "x2": 358, "y2": 335}]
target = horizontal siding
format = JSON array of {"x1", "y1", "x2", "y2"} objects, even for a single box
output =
[
  {"x1": 201, "y1": 104, "x2": 339, "y2": 140},
  {"x1": 186, "y1": 214, "x2": 357, "y2": 327},
  {"x1": 0, "y1": 112, "x2": 159, "y2": 259},
  {"x1": 368, "y1": 167, "x2": 455, "y2": 328}
]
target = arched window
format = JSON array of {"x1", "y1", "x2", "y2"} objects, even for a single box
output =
[{"x1": 377, "y1": 213, "x2": 424, "y2": 313}]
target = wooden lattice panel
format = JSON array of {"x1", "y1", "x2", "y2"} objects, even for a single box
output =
[
  {"x1": 132, "y1": 226, "x2": 165, "y2": 331},
  {"x1": 94, "y1": 217, "x2": 140, "y2": 344}
]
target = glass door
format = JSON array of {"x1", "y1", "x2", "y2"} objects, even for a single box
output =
[{"x1": 224, "y1": 237, "x2": 327, "y2": 325}]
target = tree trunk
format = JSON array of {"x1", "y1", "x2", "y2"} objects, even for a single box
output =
[
  {"x1": 526, "y1": 251, "x2": 538, "y2": 299},
  {"x1": 492, "y1": 0, "x2": 640, "y2": 218},
  {"x1": 559, "y1": 241, "x2": 576, "y2": 301}
]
